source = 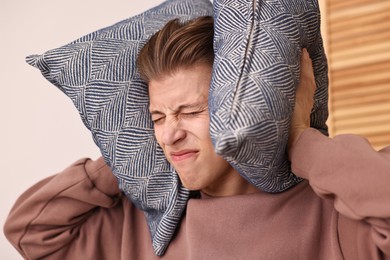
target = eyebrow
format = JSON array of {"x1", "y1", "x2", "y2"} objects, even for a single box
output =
[{"x1": 149, "y1": 103, "x2": 207, "y2": 116}]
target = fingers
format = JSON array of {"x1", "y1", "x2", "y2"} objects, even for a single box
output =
[
  {"x1": 296, "y1": 48, "x2": 316, "y2": 115},
  {"x1": 287, "y1": 49, "x2": 317, "y2": 159},
  {"x1": 298, "y1": 49, "x2": 316, "y2": 98}
]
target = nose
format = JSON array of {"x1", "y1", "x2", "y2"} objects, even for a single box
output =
[{"x1": 161, "y1": 118, "x2": 186, "y2": 146}]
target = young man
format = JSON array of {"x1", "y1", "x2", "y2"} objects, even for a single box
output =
[
  {"x1": 137, "y1": 16, "x2": 258, "y2": 197},
  {"x1": 4, "y1": 16, "x2": 390, "y2": 259}
]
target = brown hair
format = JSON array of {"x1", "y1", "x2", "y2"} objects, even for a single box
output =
[{"x1": 137, "y1": 16, "x2": 214, "y2": 82}]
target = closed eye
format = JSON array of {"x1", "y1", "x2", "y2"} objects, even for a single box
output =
[
  {"x1": 183, "y1": 111, "x2": 201, "y2": 116},
  {"x1": 180, "y1": 108, "x2": 208, "y2": 118},
  {"x1": 152, "y1": 116, "x2": 165, "y2": 124}
]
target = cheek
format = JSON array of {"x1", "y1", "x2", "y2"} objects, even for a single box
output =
[
  {"x1": 190, "y1": 117, "x2": 211, "y2": 138},
  {"x1": 153, "y1": 126, "x2": 164, "y2": 147},
  {"x1": 199, "y1": 124, "x2": 213, "y2": 145}
]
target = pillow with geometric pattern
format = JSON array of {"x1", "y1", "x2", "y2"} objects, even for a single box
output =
[
  {"x1": 209, "y1": 0, "x2": 329, "y2": 193},
  {"x1": 26, "y1": 0, "x2": 212, "y2": 256},
  {"x1": 26, "y1": 0, "x2": 329, "y2": 256}
]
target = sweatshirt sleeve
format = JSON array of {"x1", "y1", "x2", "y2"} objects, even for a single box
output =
[
  {"x1": 3, "y1": 157, "x2": 123, "y2": 259},
  {"x1": 290, "y1": 128, "x2": 390, "y2": 257}
]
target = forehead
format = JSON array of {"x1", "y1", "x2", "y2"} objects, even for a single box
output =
[{"x1": 148, "y1": 65, "x2": 212, "y2": 110}]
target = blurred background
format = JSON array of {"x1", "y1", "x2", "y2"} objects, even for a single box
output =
[
  {"x1": 1, "y1": 0, "x2": 389, "y2": 258},
  {"x1": 0, "y1": 1, "x2": 164, "y2": 258},
  {"x1": 321, "y1": 0, "x2": 390, "y2": 150}
]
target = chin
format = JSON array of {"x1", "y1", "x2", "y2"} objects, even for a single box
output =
[
  {"x1": 180, "y1": 178, "x2": 205, "y2": 191},
  {"x1": 181, "y1": 182, "x2": 200, "y2": 191}
]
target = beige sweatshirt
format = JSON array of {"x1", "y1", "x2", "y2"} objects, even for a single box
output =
[{"x1": 4, "y1": 128, "x2": 390, "y2": 259}]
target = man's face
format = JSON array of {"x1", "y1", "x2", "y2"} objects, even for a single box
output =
[{"x1": 149, "y1": 64, "x2": 253, "y2": 196}]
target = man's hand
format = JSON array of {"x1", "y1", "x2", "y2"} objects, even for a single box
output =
[{"x1": 288, "y1": 49, "x2": 317, "y2": 160}]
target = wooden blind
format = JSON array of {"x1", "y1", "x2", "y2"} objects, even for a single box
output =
[{"x1": 322, "y1": 0, "x2": 390, "y2": 150}]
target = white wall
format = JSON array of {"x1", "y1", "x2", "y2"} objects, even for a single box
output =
[{"x1": 0, "y1": 0, "x2": 164, "y2": 258}]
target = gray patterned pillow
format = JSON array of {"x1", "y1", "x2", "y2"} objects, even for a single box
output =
[
  {"x1": 27, "y1": 0, "x2": 329, "y2": 256},
  {"x1": 26, "y1": 0, "x2": 212, "y2": 255},
  {"x1": 209, "y1": 0, "x2": 328, "y2": 192}
]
